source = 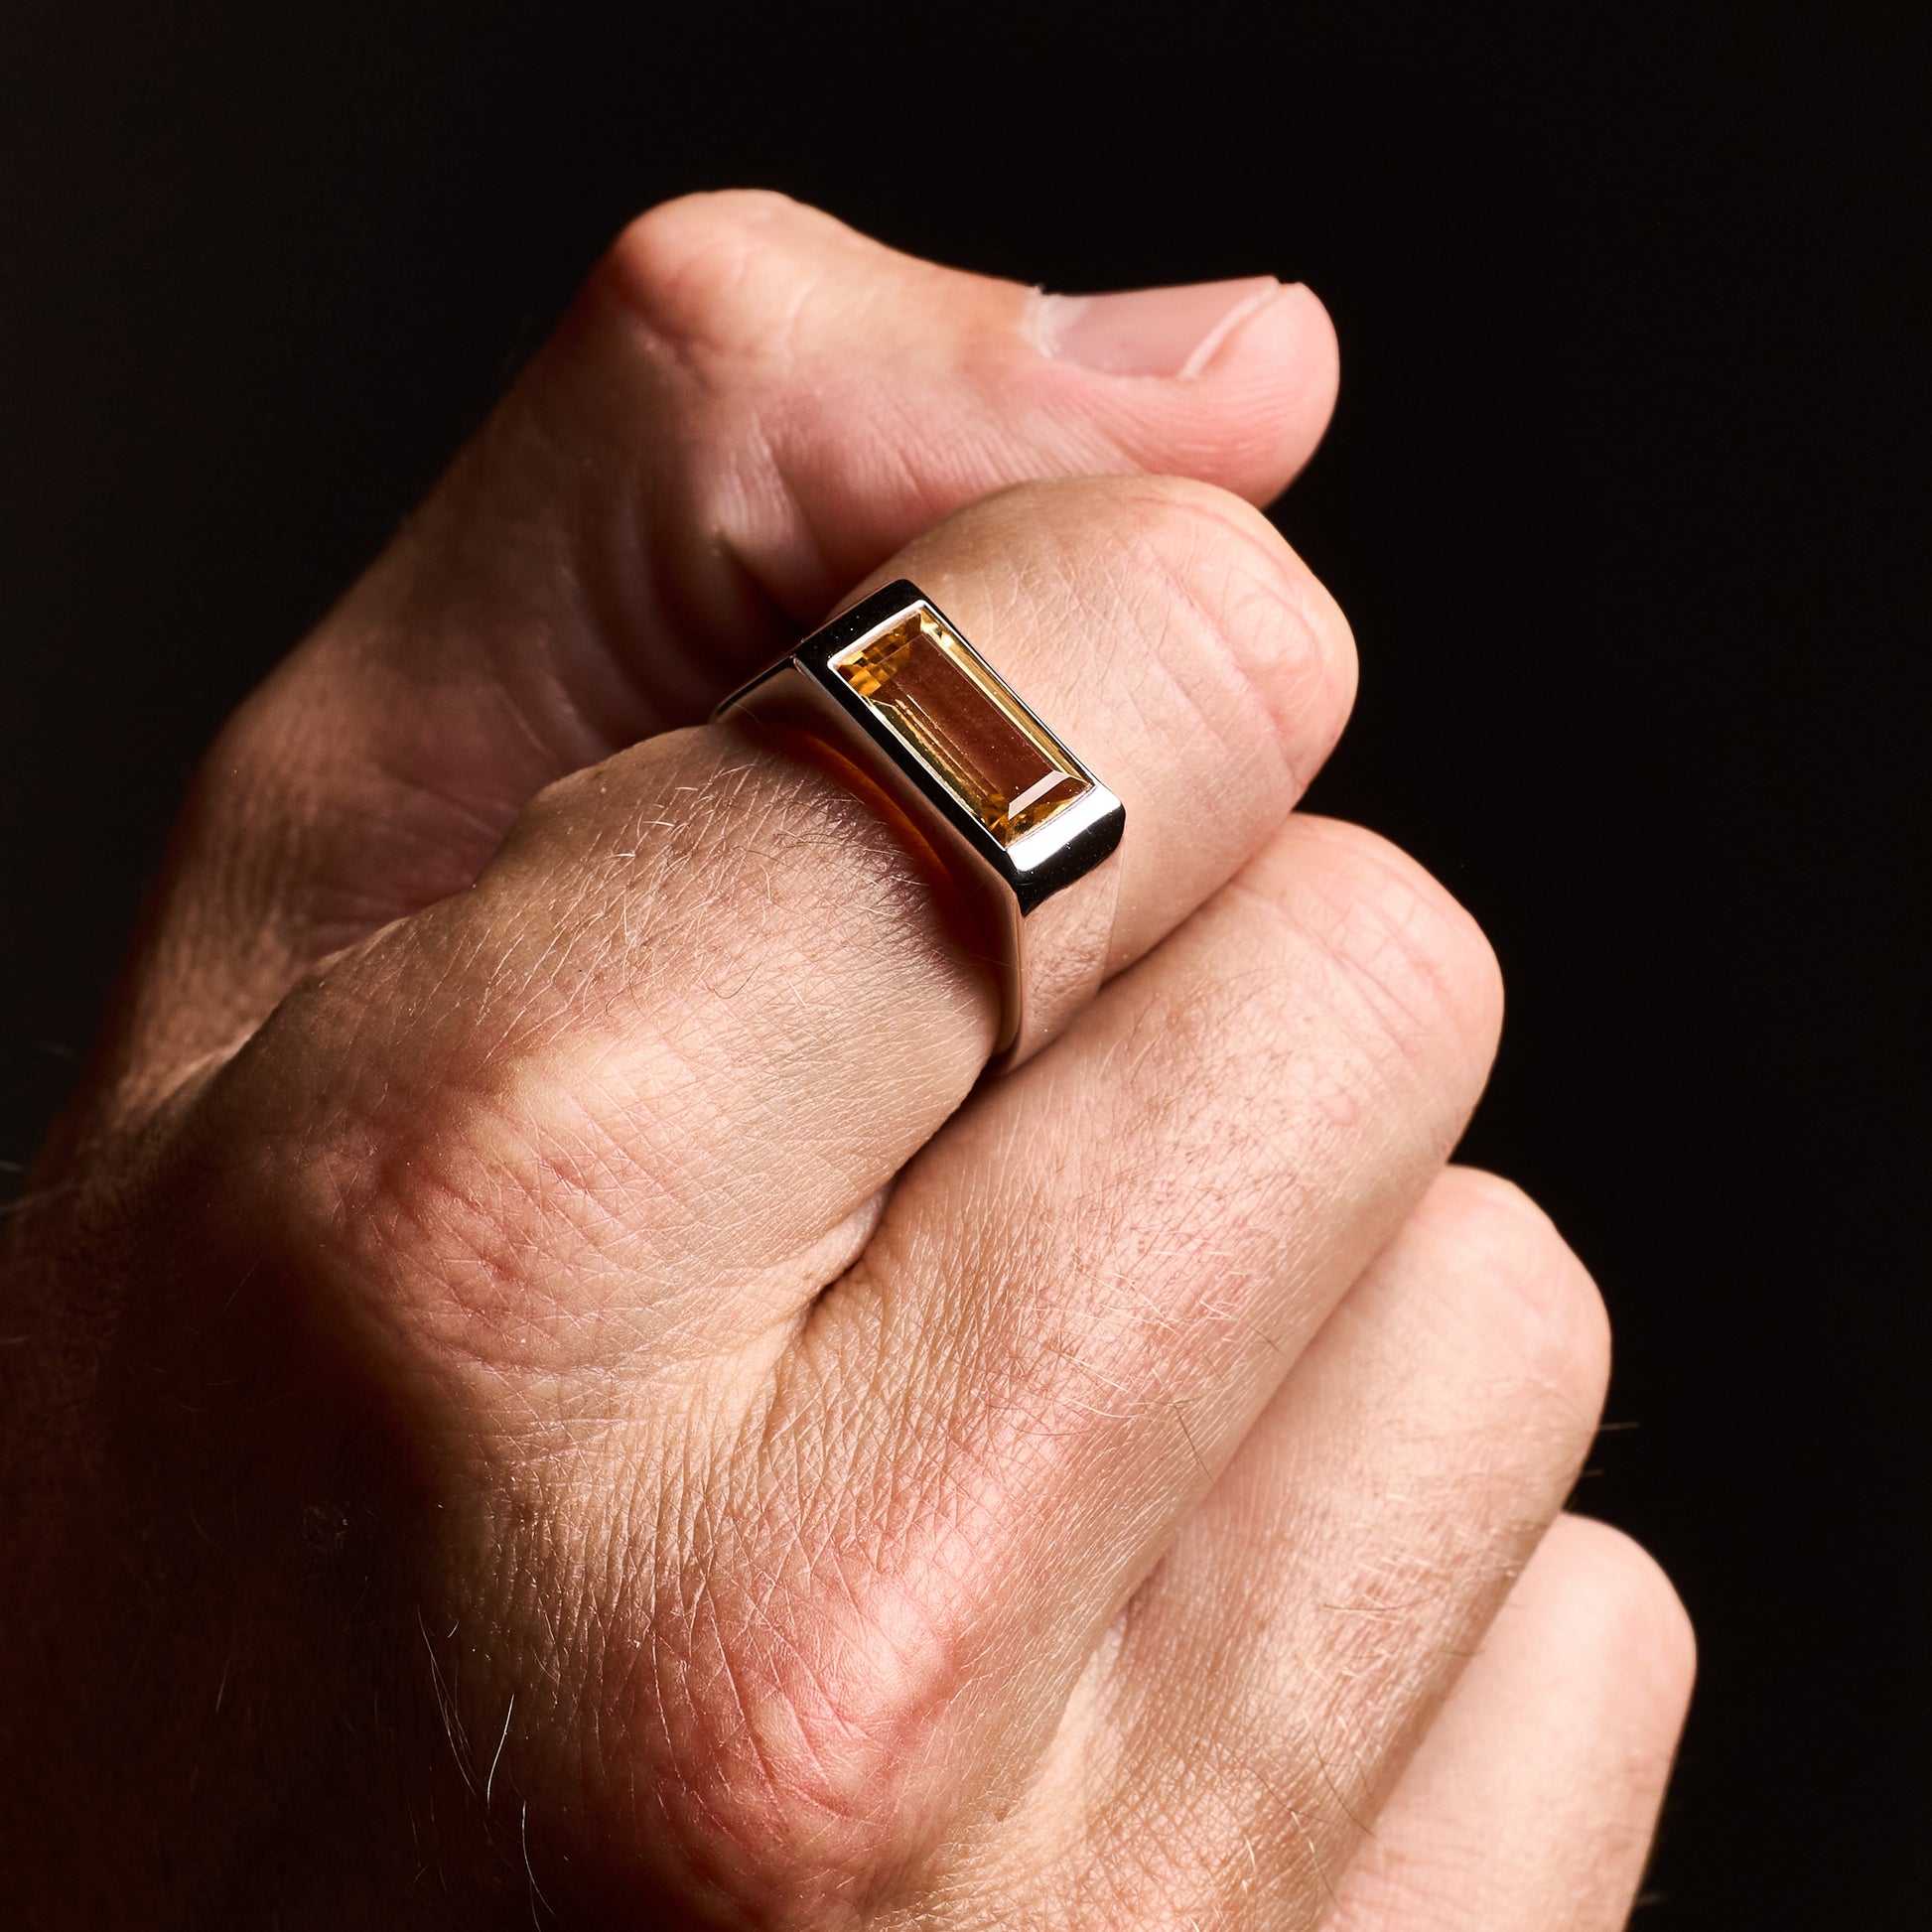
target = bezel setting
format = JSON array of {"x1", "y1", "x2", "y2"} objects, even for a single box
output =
[{"x1": 713, "y1": 579, "x2": 1125, "y2": 1066}]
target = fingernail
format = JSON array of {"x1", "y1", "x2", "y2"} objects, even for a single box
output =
[{"x1": 1034, "y1": 275, "x2": 1284, "y2": 378}]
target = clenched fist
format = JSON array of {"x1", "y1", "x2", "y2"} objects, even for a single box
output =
[{"x1": 0, "y1": 194, "x2": 1692, "y2": 1928}]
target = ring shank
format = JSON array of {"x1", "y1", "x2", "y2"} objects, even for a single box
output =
[{"x1": 712, "y1": 582, "x2": 1124, "y2": 1072}]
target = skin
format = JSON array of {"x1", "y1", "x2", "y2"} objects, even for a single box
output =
[{"x1": 0, "y1": 192, "x2": 1693, "y2": 1928}]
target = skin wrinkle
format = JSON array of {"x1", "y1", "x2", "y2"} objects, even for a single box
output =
[
  {"x1": 1155, "y1": 1761, "x2": 1348, "y2": 1924},
  {"x1": 308, "y1": 517, "x2": 608, "y2": 905},
  {"x1": 234, "y1": 697, "x2": 512, "y2": 950},
  {"x1": 1119, "y1": 494, "x2": 1339, "y2": 801},
  {"x1": 1221, "y1": 867, "x2": 1500, "y2": 1102},
  {"x1": 756, "y1": 382, "x2": 932, "y2": 610},
  {"x1": 603, "y1": 206, "x2": 946, "y2": 660},
  {"x1": 729, "y1": 386, "x2": 847, "y2": 630}
]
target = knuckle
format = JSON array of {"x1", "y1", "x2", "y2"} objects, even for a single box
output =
[
  {"x1": 214, "y1": 924, "x2": 601, "y2": 1384},
  {"x1": 501, "y1": 757, "x2": 605, "y2": 852},
  {"x1": 628, "y1": 1519, "x2": 971, "y2": 1921},
  {"x1": 1417, "y1": 1167, "x2": 1613, "y2": 1441},
  {"x1": 1090, "y1": 474, "x2": 1357, "y2": 775},
  {"x1": 598, "y1": 188, "x2": 829, "y2": 361},
  {"x1": 895, "y1": 472, "x2": 1356, "y2": 838},
  {"x1": 1545, "y1": 1515, "x2": 1699, "y2": 1709},
  {"x1": 932, "y1": 472, "x2": 1356, "y2": 810},
  {"x1": 1242, "y1": 816, "x2": 1505, "y2": 1092},
  {"x1": 184, "y1": 686, "x2": 322, "y2": 892}
]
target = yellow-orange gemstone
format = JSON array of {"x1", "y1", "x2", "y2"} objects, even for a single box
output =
[{"x1": 832, "y1": 611, "x2": 1090, "y2": 843}]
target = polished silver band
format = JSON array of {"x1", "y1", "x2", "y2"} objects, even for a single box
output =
[{"x1": 712, "y1": 579, "x2": 1124, "y2": 1071}]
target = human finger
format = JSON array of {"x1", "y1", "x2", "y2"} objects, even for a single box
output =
[
  {"x1": 1321, "y1": 1513, "x2": 1695, "y2": 1932},
  {"x1": 112, "y1": 190, "x2": 1338, "y2": 1098},
  {"x1": 1019, "y1": 1168, "x2": 1614, "y2": 1926}
]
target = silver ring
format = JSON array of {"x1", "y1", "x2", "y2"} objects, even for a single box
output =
[{"x1": 713, "y1": 580, "x2": 1124, "y2": 1071}]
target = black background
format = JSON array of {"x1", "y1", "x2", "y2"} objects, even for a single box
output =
[{"x1": 2, "y1": 1, "x2": 1926, "y2": 1920}]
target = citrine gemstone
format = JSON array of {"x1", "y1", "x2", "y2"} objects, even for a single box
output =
[{"x1": 832, "y1": 610, "x2": 1090, "y2": 843}]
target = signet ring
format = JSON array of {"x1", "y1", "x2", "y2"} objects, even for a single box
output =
[{"x1": 713, "y1": 580, "x2": 1124, "y2": 1072}]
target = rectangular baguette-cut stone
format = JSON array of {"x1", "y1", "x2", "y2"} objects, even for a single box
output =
[{"x1": 831, "y1": 610, "x2": 1090, "y2": 844}]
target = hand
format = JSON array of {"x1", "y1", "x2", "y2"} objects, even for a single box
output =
[{"x1": 0, "y1": 192, "x2": 1691, "y2": 1927}]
